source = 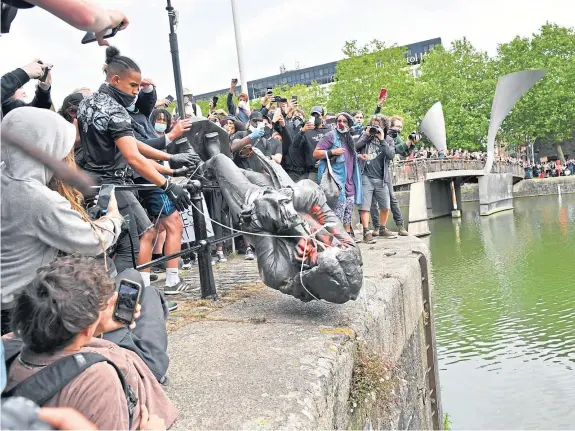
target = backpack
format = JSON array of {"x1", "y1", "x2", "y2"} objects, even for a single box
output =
[{"x1": 1, "y1": 338, "x2": 136, "y2": 428}]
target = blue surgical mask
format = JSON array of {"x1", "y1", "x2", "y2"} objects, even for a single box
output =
[
  {"x1": 155, "y1": 123, "x2": 167, "y2": 133},
  {"x1": 127, "y1": 104, "x2": 136, "y2": 112}
]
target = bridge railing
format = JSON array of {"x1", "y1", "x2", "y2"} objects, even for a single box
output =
[{"x1": 391, "y1": 158, "x2": 524, "y2": 185}]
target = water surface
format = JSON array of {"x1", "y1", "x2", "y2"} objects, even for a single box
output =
[{"x1": 427, "y1": 194, "x2": 575, "y2": 429}]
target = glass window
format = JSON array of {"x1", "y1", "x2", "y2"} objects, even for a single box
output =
[{"x1": 300, "y1": 73, "x2": 305, "y2": 81}]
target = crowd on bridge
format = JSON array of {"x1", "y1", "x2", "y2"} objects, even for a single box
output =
[{"x1": 1, "y1": 1, "x2": 570, "y2": 429}]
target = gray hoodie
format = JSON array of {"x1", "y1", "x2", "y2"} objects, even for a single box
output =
[{"x1": 1, "y1": 107, "x2": 124, "y2": 307}]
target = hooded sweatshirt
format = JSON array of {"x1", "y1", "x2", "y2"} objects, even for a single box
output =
[{"x1": 1, "y1": 107, "x2": 124, "y2": 307}]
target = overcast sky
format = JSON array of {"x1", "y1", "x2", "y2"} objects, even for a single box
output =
[{"x1": 1, "y1": 0, "x2": 574, "y2": 107}]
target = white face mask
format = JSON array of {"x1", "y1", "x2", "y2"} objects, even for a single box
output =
[
  {"x1": 238, "y1": 100, "x2": 246, "y2": 110},
  {"x1": 183, "y1": 96, "x2": 190, "y2": 104}
]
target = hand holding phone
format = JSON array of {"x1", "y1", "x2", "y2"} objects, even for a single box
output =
[
  {"x1": 378, "y1": 88, "x2": 387, "y2": 103},
  {"x1": 113, "y1": 279, "x2": 142, "y2": 325},
  {"x1": 96, "y1": 184, "x2": 115, "y2": 215},
  {"x1": 81, "y1": 23, "x2": 124, "y2": 44}
]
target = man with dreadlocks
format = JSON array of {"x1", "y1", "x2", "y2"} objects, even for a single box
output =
[{"x1": 76, "y1": 46, "x2": 198, "y2": 287}]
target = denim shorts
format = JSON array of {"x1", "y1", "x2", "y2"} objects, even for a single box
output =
[
  {"x1": 360, "y1": 176, "x2": 390, "y2": 211},
  {"x1": 134, "y1": 177, "x2": 176, "y2": 220}
]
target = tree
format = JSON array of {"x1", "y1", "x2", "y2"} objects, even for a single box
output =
[
  {"x1": 496, "y1": 23, "x2": 575, "y2": 162},
  {"x1": 412, "y1": 39, "x2": 497, "y2": 151}
]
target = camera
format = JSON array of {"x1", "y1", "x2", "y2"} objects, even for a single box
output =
[
  {"x1": 408, "y1": 131, "x2": 421, "y2": 141},
  {"x1": 388, "y1": 129, "x2": 399, "y2": 139},
  {"x1": 368, "y1": 126, "x2": 378, "y2": 136}
]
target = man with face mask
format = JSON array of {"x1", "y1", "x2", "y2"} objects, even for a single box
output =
[
  {"x1": 175, "y1": 87, "x2": 202, "y2": 119},
  {"x1": 77, "y1": 46, "x2": 196, "y2": 278},
  {"x1": 227, "y1": 78, "x2": 250, "y2": 124},
  {"x1": 291, "y1": 106, "x2": 331, "y2": 183}
]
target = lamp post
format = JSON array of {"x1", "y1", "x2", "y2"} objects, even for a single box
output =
[
  {"x1": 230, "y1": 0, "x2": 246, "y2": 94},
  {"x1": 166, "y1": 0, "x2": 186, "y2": 118}
]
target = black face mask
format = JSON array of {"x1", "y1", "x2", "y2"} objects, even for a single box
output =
[
  {"x1": 263, "y1": 126, "x2": 273, "y2": 139},
  {"x1": 104, "y1": 83, "x2": 137, "y2": 108},
  {"x1": 314, "y1": 117, "x2": 322, "y2": 128}
]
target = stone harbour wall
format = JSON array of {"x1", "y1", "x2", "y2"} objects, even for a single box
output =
[{"x1": 166, "y1": 237, "x2": 442, "y2": 430}]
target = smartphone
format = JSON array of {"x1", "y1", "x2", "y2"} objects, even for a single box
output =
[
  {"x1": 379, "y1": 88, "x2": 387, "y2": 100},
  {"x1": 308, "y1": 116, "x2": 315, "y2": 124},
  {"x1": 166, "y1": 95, "x2": 175, "y2": 103},
  {"x1": 38, "y1": 65, "x2": 51, "y2": 83},
  {"x1": 292, "y1": 95, "x2": 298, "y2": 105},
  {"x1": 113, "y1": 279, "x2": 142, "y2": 325},
  {"x1": 81, "y1": 23, "x2": 123, "y2": 44},
  {"x1": 266, "y1": 88, "x2": 273, "y2": 95},
  {"x1": 232, "y1": 78, "x2": 238, "y2": 84},
  {"x1": 96, "y1": 184, "x2": 115, "y2": 215},
  {"x1": 212, "y1": 96, "x2": 219, "y2": 108}
]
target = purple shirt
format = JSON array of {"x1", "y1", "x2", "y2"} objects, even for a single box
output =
[{"x1": 317, "y1": 131, "x2": 355, "y2": 197}]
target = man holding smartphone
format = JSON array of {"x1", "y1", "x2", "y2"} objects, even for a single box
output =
[
  {"x1": 291, "y1": 106, "x2": 331, "y2": 182},
  {"x1": 1, "y1": 59, "x2": 53, "y2": 116}
]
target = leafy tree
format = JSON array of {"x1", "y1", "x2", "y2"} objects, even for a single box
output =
[{"x1": 496, "y1": 23, "x2": 575, "y2": 162}]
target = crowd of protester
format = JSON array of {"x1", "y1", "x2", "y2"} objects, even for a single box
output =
[{"x1": 1, "y1": 2, "x2": 573, "y2": 429}]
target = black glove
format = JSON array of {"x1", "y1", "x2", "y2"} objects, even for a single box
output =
[
  {"x1": 162, "y1": 179, "x2": 191, "y2": 211},
  {"x1": 171, "y1": 166, "x2": 192, "y2": 177},
  {"x1": 170, "y1": 152, "x2": 201, "y2": 167}
]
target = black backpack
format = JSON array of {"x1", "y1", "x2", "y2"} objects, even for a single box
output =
[{"x1": 1, "y1": 338, "x2": 136, "y2": 428}]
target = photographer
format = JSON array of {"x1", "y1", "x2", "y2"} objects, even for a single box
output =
[
  {"x1": 2, "y1": 255, "x2": 177, "y2": 430},
  {"x1": 291, "y1": 106, "x2": 331, "y2": 182},
  {"x1": 1, "y1": 59, "x2": 53, "y2": 116},
  {"x1": 77, "y1": 47, "x2": 195, "y2": 274},
  {"x1": 355, "y1": 118, "x2": 397, "y2": 242},
  {"x1": 383, "y1": 115, "x2": 415, "y2": 236},
  {"x1": 1, "y1": 108, "x2": 124, "y2": 335}
]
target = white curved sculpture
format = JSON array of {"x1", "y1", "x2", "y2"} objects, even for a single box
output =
[
  {"x1": 419, "y1": 101, "x2": 447, "y2": 152},
  {"x1": 484, "y1": 69, "x2": 547, "y2": 173}
]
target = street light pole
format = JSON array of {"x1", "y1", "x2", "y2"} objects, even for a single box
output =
[
  {"x1": 166, "y1": 0, "x2": 185, "y2": 118},
  {"x1": 230, "y1": 0, "x2": 246, "y2": 93}
]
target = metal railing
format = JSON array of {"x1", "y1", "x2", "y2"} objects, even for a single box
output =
[{"x1": 391, "y1": 158, "x2": 524, "y2": 186}]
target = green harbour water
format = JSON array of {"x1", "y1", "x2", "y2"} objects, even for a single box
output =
[{"x1": 425, "y1": 193, "x2": 575, "y2": 429}]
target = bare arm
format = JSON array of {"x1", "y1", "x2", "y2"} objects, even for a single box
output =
[
  {"x1": 271, "y1": 153, "x2": 282, "y2": 164},
  {"x1": 31, "y1": 0, "x2": 124, "y2": 31},
  {"x1": 116, "y1": 136, "x2": 167, "y2": 187},
  {"x1": 136, "y1": 141, "x2": 171, "y2": 161}
]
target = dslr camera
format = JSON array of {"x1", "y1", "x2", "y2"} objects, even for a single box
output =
[
  {"x1": 408, "y1": 131, "x2": 421, "y2": 141},
  {"x1": 367, "y1": 126, "x2": 383, "y2": 136}
]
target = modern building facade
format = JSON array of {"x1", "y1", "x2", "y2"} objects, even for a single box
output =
[{"x1": 194, "y1": 37, "x2": 442, "y2": 101}]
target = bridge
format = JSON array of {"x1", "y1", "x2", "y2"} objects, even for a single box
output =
[
  {"x1": 392, "y1": 159, "x2": 524, "y2": 186},
  {"x1": 389, "y1": 159, "x2": 525, "y2": 236}
]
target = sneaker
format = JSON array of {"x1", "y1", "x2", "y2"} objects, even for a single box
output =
[
  {"x1": 245, "y1": 247, "x2": 255, "y2": 261},
  {"x1": 363, "y1": 231, "x2": 376, "y2": 244},
  {"x1": 379, "y1": 228, "x2": 398, "y2": 239},
  {"x1": 216, "y1": 251, "x2": 228, "y2": 263},
  {"x1": 164, "y1": 280, "x2": 195, "y2": 295},
  {"x1": 348, "y1": 230, "x2": 362, "y2": 244},
  {"x1": 150, "y1": 273, "x2": 159, "y2": 282},
  {"x1": 166, "y1": 301, "x2": 178, "y2": 312},
  {"x1": 371, "y1": 229, "x2": 380, "y2": 237},
  {"x1": 181, "y1": 261, "x2": 192, "y2": 270},
  {"x1": 397, "y1": 227, "x2": 409, "y2": 236}
]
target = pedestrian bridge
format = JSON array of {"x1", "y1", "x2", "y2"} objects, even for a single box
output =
[
  {"x1": 391, "y1": 159, "x2": 525, "y2": 237},
  {"x1": 392, "y1": 159, "x2": 524, "y2": 186}
]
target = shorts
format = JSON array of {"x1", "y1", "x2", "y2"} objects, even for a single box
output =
[
  {"x1": 335, "y1": 196, "x2": 355, "y2": 226},
  {"x1": 360, "y1": 176, "x2": 390, "y2": 211},
  {"x1": 134, "y1": 177, "x2": 177, "y2": 220}
]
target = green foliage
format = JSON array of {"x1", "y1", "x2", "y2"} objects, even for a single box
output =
[
  {"x1": 495, "y1": 23, "x2": 575, "y2": 149},
  {"x1": 443, "y1": 413, "x2": 452, "y2": 431},
  {"x1": 195, "y1": 92, "x2": 229, "y2": 117}
]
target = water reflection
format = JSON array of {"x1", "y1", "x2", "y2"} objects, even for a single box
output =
[{"x1": 430, "y1": 194, "x2": 575, "y2": 430}]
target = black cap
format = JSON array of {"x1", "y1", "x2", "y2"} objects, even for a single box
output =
[
  {"x1": 62, "y1": 92, "x2": 84, "y2": 110},
  {"x1": 311, "y1": 106, "x2": 324, "y2": 116},
  {"x1": 249, "y1": 111, "x2": 263, "y2": 121}
]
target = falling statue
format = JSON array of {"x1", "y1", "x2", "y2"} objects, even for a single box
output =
[{"x1": 200, "y1": 143, "x2": 363, "y2": 303}]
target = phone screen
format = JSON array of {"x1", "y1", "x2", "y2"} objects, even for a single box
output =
[
  {"x1": 166, "y1": 95, "x2": 175, "y2": 103},
  {"x1": 114, "y1": 280, "x2": 141, "y2": 324},
  {"x1": 97, "y1": 184, "x2": 115, "y2": 214},
  {"x1": 266, "y1": 88, "x2": 273, "y2": 95}
]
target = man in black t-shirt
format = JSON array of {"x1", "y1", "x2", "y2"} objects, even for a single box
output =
[
  {"x1": 77, "y1": 46, "x2": 195, "y2": 283},
  {"x1": 231, "y1": 111, "x2": 282, "y2": 173}
]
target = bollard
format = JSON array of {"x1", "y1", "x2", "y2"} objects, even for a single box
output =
[{"x1": 189, "y1": 180, "x2": 218, "y2": 300}]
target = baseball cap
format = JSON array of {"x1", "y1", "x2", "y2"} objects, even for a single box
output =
[
  {"x1": 311, "y1": 106, "x2": 325, "y2": 116},
  {"x1": 249, "y1": 111, "x2": 263, "y2": 121}
]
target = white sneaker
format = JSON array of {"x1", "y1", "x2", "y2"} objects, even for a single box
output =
[
  {"x1": 181, "y1": 261, "x2": 192, "y2": 270},
  {"x1": 216, "y1": 251, "x2": 228, "y2": 263},
  {"x1": 245, "y1": 247, "x2": 255, "y2": 261}
]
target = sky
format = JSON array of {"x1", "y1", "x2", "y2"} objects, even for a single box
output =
[{"x1": 1, "y1": 0, "x2": 574, "y2": 108}]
